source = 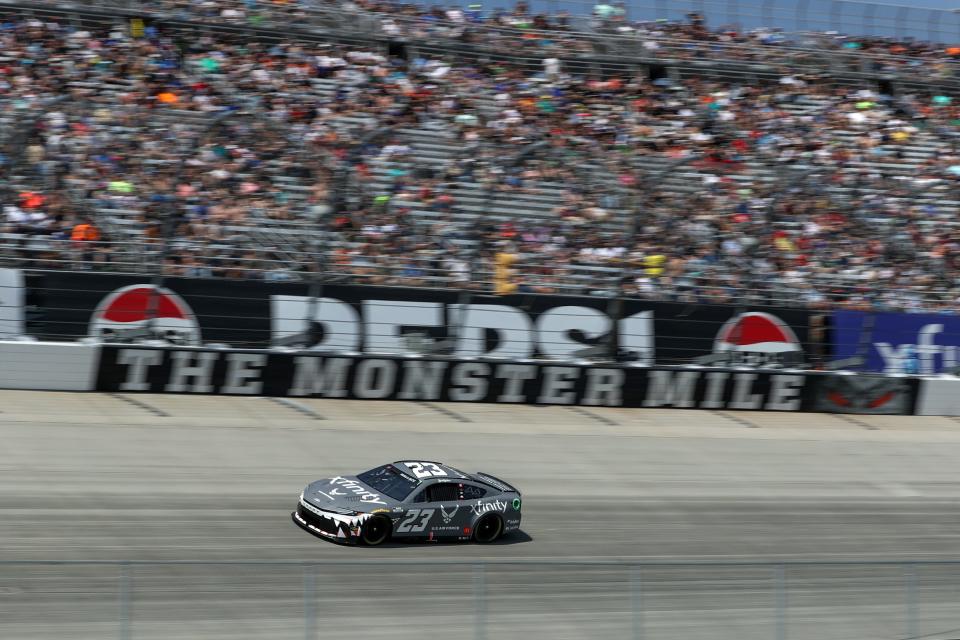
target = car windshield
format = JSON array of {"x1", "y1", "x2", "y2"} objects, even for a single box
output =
[{"x1": 356, "y1": 464, "x2": 419, "y2": 501}]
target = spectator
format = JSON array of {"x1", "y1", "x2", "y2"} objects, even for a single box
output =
[{"x1": 3, "y1": 6, "x2": 960, "y2": 313}]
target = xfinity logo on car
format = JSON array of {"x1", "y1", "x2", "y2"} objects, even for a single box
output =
[
  {"x1": 325, "y1": 476, "x2": 386, "y2": 504},
  {"x1": 470, "y1": 500, "x2": 506, "y2": 516},
  {"x1": 271, "y1": 295, "x2": 653, "y2": 362}
]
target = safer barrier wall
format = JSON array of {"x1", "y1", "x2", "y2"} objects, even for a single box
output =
[
  {"x1": 93, "y1": 345, "x2": 921, "y2": 415},
  {"x1": 916, "y1": 378, "x2": 960, "y2": 415},
  {"x1": 12, "y1": 268, "x2": 960, "y2": 415},
  {"x1": 0, "y1": 341, "x2": 99, "y2": 391},
  {"x1": 0, "y1": 338, "x2": 955, "y2": 415}
]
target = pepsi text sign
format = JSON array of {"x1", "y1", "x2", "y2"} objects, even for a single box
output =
[
  {"x1": 832, "y1": 310, "x2": 960, "y2": 375},
  {"x1": 34, "y1": 272, "x2": 815, "y2": 366}
]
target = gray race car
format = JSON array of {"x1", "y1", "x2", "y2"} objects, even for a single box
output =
[{"x1": 292, "y1": 460, "x2": 522, "y2": 545}]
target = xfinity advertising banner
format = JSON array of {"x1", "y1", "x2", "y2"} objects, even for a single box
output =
[
  {"x1": 95, "y1": 346, "x2": 919, "y2": 414},
  {"x1": 28, "y1": 272, "x2": 816, "y2": 367},
  {"x1": 832, "y1": 310, "x2": 960, "y2": 375}
]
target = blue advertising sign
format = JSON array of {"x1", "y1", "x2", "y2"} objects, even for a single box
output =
[{"x1": 832, "y1": 310, "x2": 960, "y2": 375}]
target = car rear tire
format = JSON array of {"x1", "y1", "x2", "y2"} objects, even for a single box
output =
[
  {"x1": 473, "y1": 514, "x2": 503, "y2": 544},
  {"x1": 360, "y1": 516, "x2": 391, "y2": 546}
]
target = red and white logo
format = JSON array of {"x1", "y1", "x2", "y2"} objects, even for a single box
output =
[
  {"x1": 88, "y1": 285, "x2": 201, "y2": 345},
  {"x1": 713, "y1": 312, "x2": 803, "y2": 366}
]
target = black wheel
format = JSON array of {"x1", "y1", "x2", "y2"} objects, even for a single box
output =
[
  {"x1": 360, "y1": 516, "x2": 391, "y2": 546},
  {"x1": 473, "y1": 514, "x2": 503, "y2": 544}
]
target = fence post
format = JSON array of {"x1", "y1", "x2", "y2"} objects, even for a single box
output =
[
  {"x1": 774, "y1": 564, "x2": 786, "y2": 640},
  {"x1": 119, "y1": 561, "x2": 131, "y2": 640},
  {"x1": 304, "y1": 564, "x2": 316, "y2": 640},
  {"x1": 905, "y1": 563, "x2": 918, "y2": 639},
  {"x1": 473, "y1": 563, "x2": 486, "y2": 640},
  {"x1": 630, "y1": 564, "x2": 643, "y2": 640}
]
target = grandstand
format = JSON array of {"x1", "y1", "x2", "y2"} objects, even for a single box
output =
[{"x1": 3, "y1": 0, "x2": 960, "y2": 311}]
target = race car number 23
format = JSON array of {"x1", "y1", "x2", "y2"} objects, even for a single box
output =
[
  {"x1": 397, "y1": 508, "x2": 435, "y2": 533},
  {"x1": 407, "y1": 462, "x2": 447, "y2": 479}
]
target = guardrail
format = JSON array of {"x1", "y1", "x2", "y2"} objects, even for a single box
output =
[{"x1": 3, "y1": 559, "x2": 958, "y2": 640}]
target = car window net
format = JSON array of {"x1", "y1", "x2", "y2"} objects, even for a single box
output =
[{"x1": 357, "y1": 465, "x2": 418, "y2": 501}]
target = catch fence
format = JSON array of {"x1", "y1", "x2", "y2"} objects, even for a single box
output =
[
  {"x1": 2, "y1": 560, "x2": 960, "y2": 640},
  {"x1": 12, "y1": 270, "x2": 829, "y2": 368},
  {"x1": 1, "y1": 248, "x2": 913, "y2": 310}
]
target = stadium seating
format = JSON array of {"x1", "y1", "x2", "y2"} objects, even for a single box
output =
[{"x1": 3, "y1": 3, "x2": 960, "y2": 311}]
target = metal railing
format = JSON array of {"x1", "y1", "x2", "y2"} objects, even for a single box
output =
[{"x1": 2, "y1": 559, "x2": 959, "y2": 640}]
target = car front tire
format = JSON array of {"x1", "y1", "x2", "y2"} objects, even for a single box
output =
[
  {"x1": 473, "y1": 514, "x2": 503, "y2": 544},
  {"x1": 360, "y1": 516, "x2": 391, "y2": 546}
]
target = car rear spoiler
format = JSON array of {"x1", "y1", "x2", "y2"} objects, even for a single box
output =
[{"x1": 474, "y1": 472, "x2": 519, "y2": 495}]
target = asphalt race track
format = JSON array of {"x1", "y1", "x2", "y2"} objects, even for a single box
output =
[{"x1": 3, "y1": 392, "x2": 960, "y2": 639}]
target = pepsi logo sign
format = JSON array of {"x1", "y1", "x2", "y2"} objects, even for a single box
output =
[
  {"x1": 713, "y1": 312, "x2": 803, "y2": 367},
  {"x1": 89, "y1": 285, "x2": 202, "y2": 345}
]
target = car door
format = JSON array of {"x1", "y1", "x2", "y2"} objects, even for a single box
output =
[
  {"x1": 396, "y1": 482, "x2": 471, "y2": 539},
  {"x1": 432, "y1": 483, "x2": 472, "y2": 537},
  {"x1": 394, "y1": 481, "x2": 446, "y2": 538},
  {"x1": 433, "y1": 482, "x2": 491, "y2": 539}
]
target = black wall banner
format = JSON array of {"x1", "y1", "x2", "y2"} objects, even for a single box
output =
[
  {"x1": 29, "y1": 272, "x2": 819, "y2": 367},
  {"x1": 95, "y1": 346, "x2": 920, "y2": 415}
]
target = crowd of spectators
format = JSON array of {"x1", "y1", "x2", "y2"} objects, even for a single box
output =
[
  {"x1": 4, "y1": 6, "x2": 960, "y2": 311},
  {"x1": 29, "y1": 0, "x2": 960, "y2": 79}
]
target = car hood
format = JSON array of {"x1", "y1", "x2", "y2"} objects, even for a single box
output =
[{"x1": 301, "y1": 475, "x2": 401, "y2": 514}]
